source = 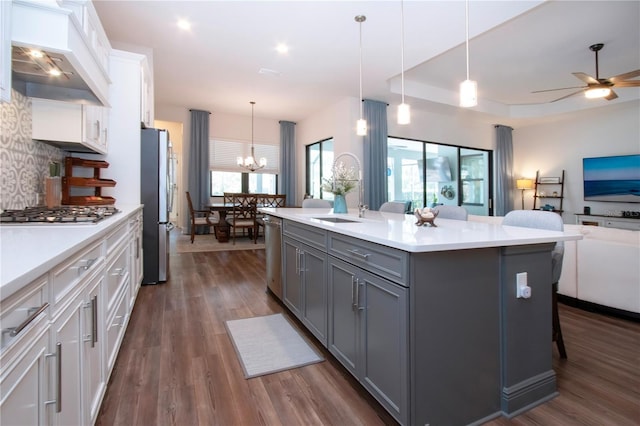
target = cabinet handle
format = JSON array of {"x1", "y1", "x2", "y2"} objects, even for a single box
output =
[
  {"x1": 92, "y1": 295, "x2": 98, "y2": 346},
  {"x1": 96, "y1": 120, "x2": 100, "y2": 139},
  {"x1": 45, "y1": 342, "x2": 62, "y2": 413},
  {"x1": 346, "y1": 249, "x2": 371, "y2": 260},
  {"x1": 74, "y1": 257, "x2": 97, "y2": 273},
  {"x1": 355, "y1": 278, "x2": 362, "y2": 310},
  {"x1": 104, "y1": 127, "x2": 108, "y2": 145},
  {"x1": 351, "y1": 276, "x2": 357, "y2": 311},
  {"x1": 3, "y1": 302, "x2": 49, "y2": 337},
  {"x1": 111, "y1": 267, "x2": 125, "y2": 276}
]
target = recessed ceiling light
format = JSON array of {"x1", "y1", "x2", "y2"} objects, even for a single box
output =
[
  {"x1": 275, "y1": 43, "x2": 289, "y2": 54},
  {"x1": 48, "y1": 68, "x2": 61, "y2": 77},
  {"x1": 177, "y1": 19, "x2": 191, "y2": 31},
  {"x1": 29, "y1": 49, "x2": 44, "y2": 59}
]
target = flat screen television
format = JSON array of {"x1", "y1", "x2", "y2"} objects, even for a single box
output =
[{"x1": 583, "y1": 154, "x2": 640, "y2": 203}]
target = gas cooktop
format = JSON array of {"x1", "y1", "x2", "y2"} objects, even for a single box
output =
[{"x1": 0, "y1": 206, "x2": 120, "y2": 225}]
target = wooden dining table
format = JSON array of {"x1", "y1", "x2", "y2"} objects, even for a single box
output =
[{"x1": 204, "y1": 202, "x2": 236, "y2": 242}]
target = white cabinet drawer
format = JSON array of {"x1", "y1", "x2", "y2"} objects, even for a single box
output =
[
  {"x1": 105, "y1": 221, "x2": 128, "y2": 255},
  {"x1": 0, "y1": 275, "x2": 48, "y2": 353},
  {"x1": 105, "y1": 244, "x2": 129, "y2": 313},
  {"x1": 51, "y1": 241, "x2": 103, "y2": 310},
  {"x1": 105, "y1": 282, "x2": 129, "y2": 372}
]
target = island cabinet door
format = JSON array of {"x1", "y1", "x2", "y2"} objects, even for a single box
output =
[
  {"x1": 328, "y1": 256, "x2": 409, "y2": 425},
  {"x1": 357, "y1": 267, "x2": 409, "y2": 426},
  {"x1": 282, "y1": 237, "x2": 303, "y2": 318},
  {"x1": 327, "y1": 257, "x2": 359, "y2": 377},
  {"x1": 300, "y1": 245, "x2": 327, "y2": 346}
]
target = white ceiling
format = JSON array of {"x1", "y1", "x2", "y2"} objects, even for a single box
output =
[{"x1": 93, "y1": 0, "x2": 640, "y2": 125}]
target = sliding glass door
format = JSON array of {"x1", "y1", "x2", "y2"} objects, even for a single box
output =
[{"x1": 387, "y1": 137, "x2": 493, "y2": 215}]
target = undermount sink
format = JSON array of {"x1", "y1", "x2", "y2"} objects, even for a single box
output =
[{"x1": 313, "y1": 217, "x2": 360, "y2": 223}]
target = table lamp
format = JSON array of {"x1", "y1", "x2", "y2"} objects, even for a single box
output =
[{"x1": 516, "y1": 178, "x2": 534, "y2": 210}]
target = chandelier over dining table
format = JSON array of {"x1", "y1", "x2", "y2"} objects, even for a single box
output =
[{"x1": 237, "y1": 101, "x2": 266, "y2": 172}]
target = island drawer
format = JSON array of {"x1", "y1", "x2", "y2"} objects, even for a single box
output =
[
  {"x1": 328, "y1": 233, "x2": 409, "y2": 286},
  {"x1": 283, "y1": 220, "x2": 327, "y2": 250}
]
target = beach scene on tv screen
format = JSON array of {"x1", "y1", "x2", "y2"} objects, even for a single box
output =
[{"x1": 583, "y1": 155, "x2": 640, "y2": 203}]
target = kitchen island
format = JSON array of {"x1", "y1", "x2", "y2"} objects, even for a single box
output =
[{"x1": 259, "y1": 207, "x2": 582, "y2": 426}]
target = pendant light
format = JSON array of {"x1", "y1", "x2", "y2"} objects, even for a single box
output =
[
  {"x1": 355, "y1": 15, "x2": 367, "y2": 136},
  {"x1": 459, "y1": 0, "x2": 477, "y2": 107},
  {"x1": 237, "y1": 101, "x2": 266, "y2": 172},
  {"x1": 397, "y1": 0, "x2": 410, "y2": 125}
]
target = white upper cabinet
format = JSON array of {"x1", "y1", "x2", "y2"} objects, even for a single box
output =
[{"x1": 31, "y1": 98, "x2": 109, "y2": 154}]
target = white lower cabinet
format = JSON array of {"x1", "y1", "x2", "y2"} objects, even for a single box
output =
[
  {"x1": 50, "y1": 289, "x2": 84, "y2": 426},
  {"x1": 0, "y1": 317, "x2": 50, "y2": 425},
  {"x1": 83, "y1": 274, "x2": 105, "y2": 425},
  {"x1": 106, "y1": 281, "x2": 129, "y2": 373},
  {"x1": 0, "y1": 207, "x2": 143, "y2": 425}
]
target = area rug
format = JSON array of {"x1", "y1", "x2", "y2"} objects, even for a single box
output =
[
  {"x1": 173, "y1": 230, "x2": 265, "y2": 253},
  {"x1": 225, "y1": 313, "x2": 324, "y2": 378}
]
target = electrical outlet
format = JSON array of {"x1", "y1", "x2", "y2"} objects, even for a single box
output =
[{"x1": 516, "y1": 272, "x2": 532, "y2": 299}]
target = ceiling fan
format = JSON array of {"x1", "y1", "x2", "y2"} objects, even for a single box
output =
[{"x1": 533, "y1": 43, "x2": 640, "y2": 102}]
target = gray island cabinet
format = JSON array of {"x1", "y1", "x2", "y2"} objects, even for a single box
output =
[{"x1": 264, "y1": 208, "x2": 581, "y2": 426}]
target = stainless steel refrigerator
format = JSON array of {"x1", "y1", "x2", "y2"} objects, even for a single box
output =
[{"x1": 141, "y1": 128, "x2": 173, "y2": 284}]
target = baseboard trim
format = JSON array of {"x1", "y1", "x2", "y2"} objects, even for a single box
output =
[{"x1": 558, "y1": 295, "x2": 640, "y2": 322}]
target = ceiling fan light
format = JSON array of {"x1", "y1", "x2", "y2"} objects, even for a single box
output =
[
  {"x1": 356, "y1": 118, "x2": 367, "y2": 136},
  {"x1": 460, "y1": 79, "x2": 478, "y2": 107},
  {"x1": 585, "y1": 87, "x2": 611, "y2": 99},
  {"x1": 397, "y1": 103, "x2": 411, "y2": 125}
]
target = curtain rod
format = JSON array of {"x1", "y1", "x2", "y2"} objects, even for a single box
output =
[{"x1": 189, "y1": 109, "x2": 211, "y2": 114}]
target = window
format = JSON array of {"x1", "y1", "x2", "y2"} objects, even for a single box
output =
[
  {"x1": 209, "y1": 138, "x2": 279, "y2": 195},
  {"x1": 306, "y1": 138, "x2": 333, "y2": 199},
  {"x1": 387, "y1": 137, "x2": 492, "y2": 214}
]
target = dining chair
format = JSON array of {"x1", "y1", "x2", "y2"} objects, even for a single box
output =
[
  {"x1": 379, "y1": 201, "x2": 408, "y2": 214},
  {"x1": 302, "y1": 198, "x2": 332, "y2": 208},
  {"x1": 502, "y1": 210, "x2": 567, "y2": 358},
  {"x1": 186, "y1": 191, "x2": 218, "y2": 243},
  {"x1": 256, "y1": 194, "x2": 287, "y2": 236},
  {"x1": 433, "y1": 205, "x2": 468, "y2": 220},
  {"x1": 226, "y1": 194, "x2": 259, "y2": 244}
]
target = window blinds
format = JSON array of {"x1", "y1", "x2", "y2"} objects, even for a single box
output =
[{"x1": 209, "y1": 139, "x2": 280, "y2": 174}]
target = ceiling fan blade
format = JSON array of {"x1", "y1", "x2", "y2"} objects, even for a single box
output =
[
  {"x1": 605, "y1": 90, "x2": 619, "y2": 101},
  {"x1": 609, "y1": 69, "x2": 640, "y2": 83},
  {"x1": 550, "y1": 89, "x2": 585, "y2": 103},
  {"x1": 611, "y1": 80, "x2": 640, "y2": 88},
  {"x1": 573, "y1": 72, "x2": 599, "y2": 85},
  {"x1": 532, "y1": 85, "x2": 586, "y2": 94}
]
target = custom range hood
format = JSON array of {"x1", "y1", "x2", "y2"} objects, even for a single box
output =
[{"x1": 11, "y1": 0, "x2": 110, "y2": 106}]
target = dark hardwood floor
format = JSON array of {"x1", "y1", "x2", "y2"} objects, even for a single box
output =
[{"x1": 96, "y1": 244, "x2": 640, "y2": 425}]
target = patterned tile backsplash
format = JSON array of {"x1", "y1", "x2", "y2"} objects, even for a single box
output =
[{"x1": 0, "y1": 89, "x2": 64, "y2": 210}]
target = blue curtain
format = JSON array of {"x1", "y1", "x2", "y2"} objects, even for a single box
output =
[
  {"x1": 279, "y1": 121, "x2": 296, "y2": 206},
  {"x1": 187, "y1": 109, "x2": 211, "y2": 235},
  {"x1": 495, "y1": 124, "x2": 514, "y2": 216},
  {"x1": 363, "y1": 99, "x2": 388, "y2": 210}
]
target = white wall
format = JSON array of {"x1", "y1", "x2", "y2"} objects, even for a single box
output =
[
  {"x1": 296, "y1": 97, "x2": 362, "y2": 207},
  {"x1": 513, "y1": 100, "x2": 640, "y2": 222}
]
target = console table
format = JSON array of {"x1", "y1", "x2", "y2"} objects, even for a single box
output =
[{"x1": 575, "y1": 214, "x2": 640, "y2": 231}]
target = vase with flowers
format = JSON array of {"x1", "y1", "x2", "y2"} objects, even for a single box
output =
[{"x1": 321, "y1": 162, "x2": 359, "y2": 214}]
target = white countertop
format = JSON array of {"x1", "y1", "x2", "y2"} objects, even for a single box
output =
[
  {"x1": 0, "y1": 205, "x2": 142, "y2": 301},
  {"x1": 259, "y1": 208, "x2": 582, "y2": 252}
]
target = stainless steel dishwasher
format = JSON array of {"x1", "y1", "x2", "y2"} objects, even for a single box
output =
[{"x1": 263, "y1": 215, "x2": 282, "y2": 300}]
